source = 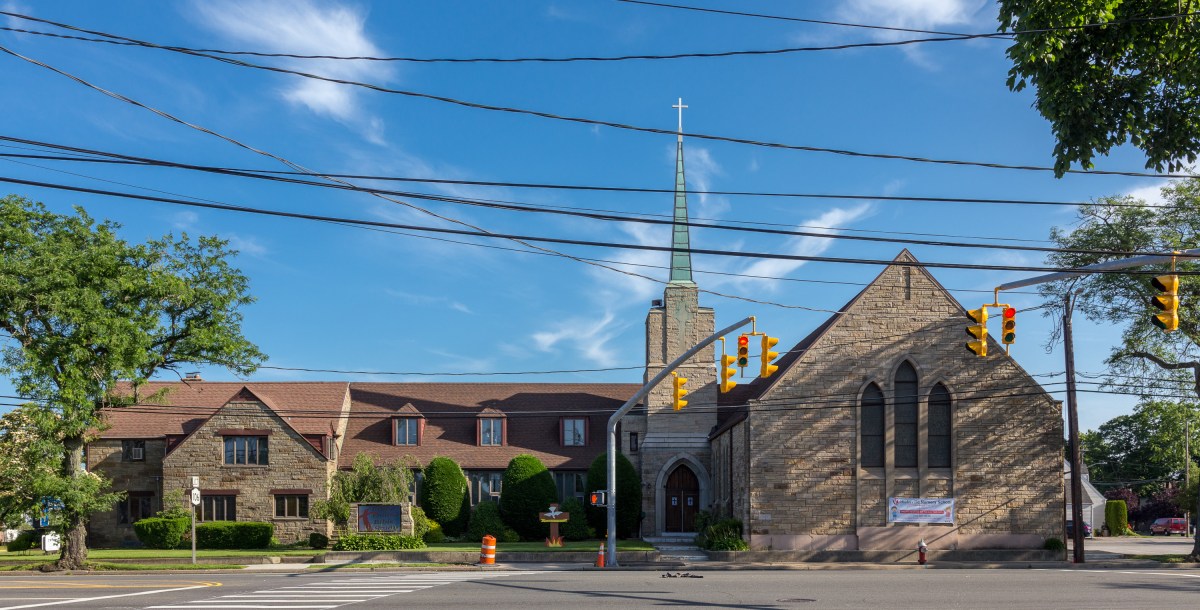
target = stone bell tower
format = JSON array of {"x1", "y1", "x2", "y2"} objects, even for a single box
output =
[{"x1": 631, "y1": 99, "x2": 717, "y2": 536}]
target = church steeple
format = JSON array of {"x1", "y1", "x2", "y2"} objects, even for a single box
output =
[{"x1": 669, "y1": 97, "x2": 694, "y2": 285}]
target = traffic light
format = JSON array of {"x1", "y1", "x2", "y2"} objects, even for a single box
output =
[
  {"x1": 1151, "y1": 274, "x2": 1180, "y2": 332},
  {"x1": 736, "y1": 335, "x2": 750, "y2": 369},
  {"x1": 760, "y1": 335, "x2": 780, "y2": 378},
  {"x1": 965, "y1": 306, "x2": 988, "y2": 357},
  {"x1": 1001, "y1": 307, "x2": 1016, "y2": 345},
  {"x1": 719, "y1": 353, "x2": 737, "y2": 393},
  {"x1": 672, "y1": 372, "x2": 688, "y2": 410},
  {"x1": 589, "y1": 490, "x2": 608, "y2": 507}
]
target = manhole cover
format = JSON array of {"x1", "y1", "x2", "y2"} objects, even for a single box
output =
[{"x1": 777, "y1": 599, "x2": 817, "y2": 604}]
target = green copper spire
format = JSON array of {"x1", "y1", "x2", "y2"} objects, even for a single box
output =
[{"x1": 669, "y1": 98, "x2": 694, "y2": 285}]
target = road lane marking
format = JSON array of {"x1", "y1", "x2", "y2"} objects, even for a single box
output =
[{"x1": 0, "y1": 584, "x2": 214, "y2": 610}]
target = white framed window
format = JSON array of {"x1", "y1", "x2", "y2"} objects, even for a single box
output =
[
  {"x1": 479, "y1": 418, "x2": 503, "y2": 446},
  {"x1": 562, "y1": 417, "x2": 586, "y2": 446},
  {"x1": 395, "y1": 418, "x2": 421, "y2": 446}
]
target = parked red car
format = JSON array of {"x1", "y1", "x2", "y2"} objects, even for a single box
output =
[{"x1": 1150, "y1": 517, "x2": 1189, "y2": 536}]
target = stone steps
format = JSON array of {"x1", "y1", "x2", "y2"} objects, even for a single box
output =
[{"x1": 645, "y1": 535, "x2": 709, "y2": 562}]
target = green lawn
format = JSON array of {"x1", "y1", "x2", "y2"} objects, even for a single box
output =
[
  {"x1": 0, "y1": 548, "x2": 321, "y2": 561},
  {"x1": 1130, "y1": 554, "x2": 1193, "y2": 563},
  {"x1": 421, "y1": 540, "x2": 654, "y2": 552},
  {"x1": 0, "y1": 560, "x2": 245, "y2": 571}
]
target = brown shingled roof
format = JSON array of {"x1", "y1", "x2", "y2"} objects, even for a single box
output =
[
  {"x1": 100, "y1": 381, "x2": 349, "y2": 439},
  {"x1": 343, "y1": 382, "x2": 640, "y2": 470}
]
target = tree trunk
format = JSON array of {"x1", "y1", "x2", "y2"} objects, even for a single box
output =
[{"x1": 55, "y1": 437, "x2": 88, "y2": 571}]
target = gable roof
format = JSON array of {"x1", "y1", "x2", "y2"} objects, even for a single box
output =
[
  {"x1": 99, "y1": 381, "x2": 349, "y2": 439},
  {"x1": 342, "y1": 382, "x2": 640, "y2": 470}
]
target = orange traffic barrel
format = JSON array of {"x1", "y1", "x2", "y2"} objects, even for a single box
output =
[{"x1": 480, "y1": 534, "x2": 496, "y2": 565}]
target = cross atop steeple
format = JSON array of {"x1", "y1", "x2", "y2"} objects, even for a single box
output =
[
  {"x1": 672, "y1": 97, "x2": 688, "y2": 143},
  {"x1": 669, "y1": 97, "x2": 694, "y2": 285}
]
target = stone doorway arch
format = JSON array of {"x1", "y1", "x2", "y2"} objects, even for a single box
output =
[{"x1": 653, "y1": 454, "x2": 710, "y2": 534}]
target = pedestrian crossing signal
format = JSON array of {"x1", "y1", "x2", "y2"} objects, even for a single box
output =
[
  {"x1": 1001, "y1": 307, "x2": 1016, "y2": 345},
  {"x1": 589, "y1": 490, "x2": 608, "y2": 507},
  {"x1": 965, "y1": 306, "x2": 988, "y2": 357},
  {"x1": 672, "y1": 372, "x2": 688, "y2": 410},
  {"x1": 1151, "y1": 274, "x2": 1180, "y2": 332}
]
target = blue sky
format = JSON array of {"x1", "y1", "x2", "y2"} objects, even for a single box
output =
[{"x1": 0, "y1": 0, "x2": 1181, "y2": 432}]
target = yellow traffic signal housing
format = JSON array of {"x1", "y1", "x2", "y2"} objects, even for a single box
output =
[
  {"x1": 1151, "y1": 274, "x2": 1180, "y2": 332},
  {"x1": 965, "y1": 306, "x2": 988, "y2": 357},
  {"x1": 760, "y1": 335, "x2": 780, "y2": 378},
  {"x1": 719, "y1": 354, "x2": 737, "y2": 393},
  {"x1": 1001, "y1": 307, "x2": 1016, "y2": 345},
  {"x1": 672, "y1": 372, "x2": 688, "y2": 410}
]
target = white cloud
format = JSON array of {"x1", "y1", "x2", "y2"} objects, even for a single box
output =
[
  {"x1": 170, "y1": 210, "x2": 199, "y2": 230},
  {"x1": 833, "y1": 0, "x2": 990, "y2": 66},
  {"x1": 2, "y1": 2, "x2": 32, "y2": 31},
  {"x1": 734, "y1": 204, "x2": 873, "y2": 290},
  {"x1": 225, "y1": 233, "x2": 269, "y2": 258},
  {"x1": 384, "y1": 289, "x2": 473, "y2": 314},
  {"x1": 190, "y1": 0, "x2": 392, "y2": 141},
  {"x1": 1124, "y1": 181, "x2": 1170, "y2": 205},
  {"x1": 586, "y1": 221, "x2": 670, "y2": 303},
  {"x1": 532, "y1": 311, "x2": 621, "y2": 366}
]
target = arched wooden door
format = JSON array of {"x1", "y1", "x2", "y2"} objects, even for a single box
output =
[{"x1": 664, "y1": 464, "x2": 700, "y2": 532}]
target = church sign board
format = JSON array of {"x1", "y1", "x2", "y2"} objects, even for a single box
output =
[{"x1": 887, "y1": 497, "x2": 955, "y2": 524}]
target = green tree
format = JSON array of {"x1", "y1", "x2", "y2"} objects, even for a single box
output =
[
  {"x1": 0, "y1": 195, "x2": 263, "y2": 569},
  {"x1": 1044, "y1": 180, "x2": 1200, "y2": 559},
  {"x1": 997, "y1": 1, "x2": 1200, "y2": 176},
  {"x1": 0, "y1": 403, "x2": 72, "y2": 528},
  {"x1": 498, "y1": 454, "x2": 558, "y2": 540},
  {"x1": 418, "y1": 457, "x2": 469, "y2": 536},
  {"x1": 1082, "y1": 400, "x2": 1200, "y2": 495},
  {"x1": 585, "y1": 452, "x2": 642, "y2": 538},
  {"x1": 312, "y1": 453, "x2": 416, "y2": 530}
]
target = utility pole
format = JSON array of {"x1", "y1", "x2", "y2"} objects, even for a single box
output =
[
  {"x1": 994, "y1": 248, "x2": 1200, "y2": 562},
  {"x1": 605, "y1": 316, "x2": 753, "y2": 567},
  {"x1": 1187, "y1": 418, "x2": 1191, "y2": 536},
  {"x1": 1063, "y1": 292, "x2": 1085, "y2": 562}
]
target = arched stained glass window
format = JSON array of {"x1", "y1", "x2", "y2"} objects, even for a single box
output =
[
  {"x1": 894, "y1": 362, "x2": 918, "y2": 468},
  {"x1": 928, "y1": 383, "x2": 952, "y2": 468},
  {"x1": 860, "y1": 383, "x2": 885, "y2": 468}
]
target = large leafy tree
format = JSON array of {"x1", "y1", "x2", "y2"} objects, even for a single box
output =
[
  {"x1": 998, "y1": 1, "x2": 1200, "y2": 176},
  {"x1": 0, "y1": 403, "x2": 71, "y2": 528},
  {"x1": 1044, "y1": 179, "x2": 1200, "y2": 558},
  {"x1": 1082, "y1": 400, "x2": 1199, "y2": 494},
  {"x1": 0, "y1": 194, "x2": 263, "y2": 569}
]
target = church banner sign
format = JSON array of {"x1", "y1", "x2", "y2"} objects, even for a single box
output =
[{"x1": 887, "y1": 497, "x2": 955, "y2": 524}]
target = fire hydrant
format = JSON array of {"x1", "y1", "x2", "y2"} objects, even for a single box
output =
[{"x1": 917, "y1": 539, "x2": 928, "y2": 566}]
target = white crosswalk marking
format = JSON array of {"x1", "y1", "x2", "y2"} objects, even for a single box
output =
[{"x1": 146, "y1": 571, "x2": 537, "y2": 609}]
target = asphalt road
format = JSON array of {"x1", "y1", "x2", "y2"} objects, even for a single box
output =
[{"x1": 2, "y1": 568, "x2": 1199, "y2": 609}]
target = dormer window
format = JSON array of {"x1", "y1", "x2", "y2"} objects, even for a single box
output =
[
  {"x1": 394, "y1": 418, "x2": 422, "y2": 446},
  {"x1": 480, "y1": 418, "x2": 503, "y2": 446},
  {"x1": 561, "y1": 417, "x2": 586, "y2": 446}
]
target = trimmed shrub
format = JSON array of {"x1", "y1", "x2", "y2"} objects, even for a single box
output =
[
  {"x1": 559, "y1": 498, "x2": 594, "y2": 541},
  {"x1": 1043, "y1": 537, "x2": 1066, "y2": 551},
  {"x1": 332, "y1": 533, "x2": 426, "y2": 551},
  {"x1": 420, "y1": 457, "x2": 470, "y2": 536},
  {"x1": 1105, "y1": 500, "x2": 1128, "y2": 537},
  {"x1": 195, "y1": 521, "x2": 273, "y2": 549},
  {"x1": 410, "y1": 505, "x2": 431, "y2": 540},
  {"x1": 500, "y1": 527, "x2": 520, "y2": 543},
  {"x1": 308, "y1": 532, "x2": 329, "y2": 549},
  {"x1": 133, "y1": 517, "x2": 190, "y2": 549},
  {"x1": 498, "y1": 454, "x2": 559, "y2": 540},
  {"x1": 467, "y1": 500, "x2": 507, "y2": 540},
  {"x1": 5, "y1": 530, "x2": 37, "y2": 552},
  {"x1": 696, "y1": 518, "x2": 748, "y2": 551},
  {"x1": 423, "y1": 520, "x2": 445, "y2": 543},
  {"x1": 585, "y1": 452, "x2": 642, "y2": 538}
]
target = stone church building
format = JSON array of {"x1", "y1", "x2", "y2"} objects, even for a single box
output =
[{"x1": 86, "y1": 107, "x2": 1062, "y2": 552}]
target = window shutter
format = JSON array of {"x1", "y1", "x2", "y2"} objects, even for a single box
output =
[
  {"x1": 390, "y1": 418, "x2": 397, "y2": 446},
  {"x1": 558, "y1": 417, "x2": 564, "y2": 446},
  {"x1": 417, "y1": 418, "x2": 425, "y2": 446}
]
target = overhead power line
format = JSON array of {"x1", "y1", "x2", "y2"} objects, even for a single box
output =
[
  {"x1": 5, "y1": 136, "x2": 1166, "y2": 213},
  {"x1": 4, "y1": 7, "x2": 1196, "y2": 62},
  {"x1": 5, "y1": 174, "x2": 1199, "y2": 276},
  {"x1": 0, "y1": 143, "x2": 1168, "y2": 258},
  {"x1": 0, "y1": 16, "x2": 1195, "y2": 179}
]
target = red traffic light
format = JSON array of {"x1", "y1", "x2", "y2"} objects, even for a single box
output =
[
  {"x1": 736, "y1": 335, "x2": 750, "y2": 367},
  {"x1": 1003, "y1": 307, "x2": 1015, "y2": 319}
]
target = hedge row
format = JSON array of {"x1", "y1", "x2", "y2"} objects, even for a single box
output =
[{"x1": 332, "y1": 533, "x2": 426, "y2": 550}]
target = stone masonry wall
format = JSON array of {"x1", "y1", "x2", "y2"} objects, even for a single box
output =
[
  {"x1": 87, "y1": 439, "x2": 165, "y2": 547},
  {"x1": 162, "y1": 400, "x2": 330, "y2": 544},
  {"x1": 747, "y1": 256, "x2": 1062, "y2": 550}
]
